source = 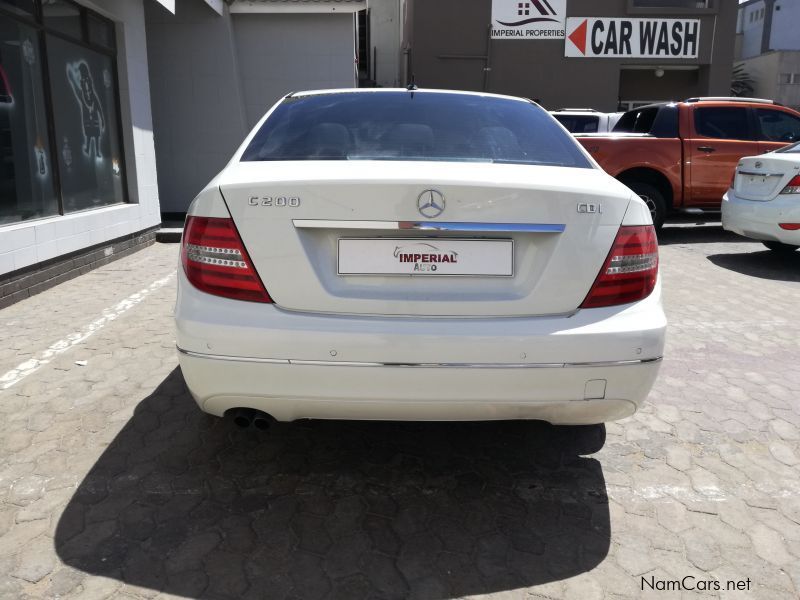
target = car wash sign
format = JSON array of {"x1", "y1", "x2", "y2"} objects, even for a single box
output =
[
  {"x1": 491, "y1": 0, "x2": 566, "y2": 39},
  {"x1": 565, "y1": 17, "x2": 700, "y2": 58}
]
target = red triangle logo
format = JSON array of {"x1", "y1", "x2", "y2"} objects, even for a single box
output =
[{"x1": 568, "y1": 19, "x2": 588, "y2": 55}]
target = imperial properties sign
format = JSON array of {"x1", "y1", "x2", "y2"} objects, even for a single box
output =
[
  {"x1": 491, "y1": 0, "x2": 566, "y2": 39},
  {"x1": 565, "y1": 17, "x2": 700, "y2": 58}
]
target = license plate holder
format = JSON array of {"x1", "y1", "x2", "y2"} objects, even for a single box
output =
[{"x1": 337, "y1": 238, "x2": 514, "y2": 277}]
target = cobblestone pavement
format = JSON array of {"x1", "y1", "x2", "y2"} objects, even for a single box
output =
[{"x1": 0, "y1": 223, "x2": 799, "y2": 600}]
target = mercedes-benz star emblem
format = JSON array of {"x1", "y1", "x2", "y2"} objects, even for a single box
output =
[{"x1": 417, "y1": 190, "x2": 445, "y2": 218}]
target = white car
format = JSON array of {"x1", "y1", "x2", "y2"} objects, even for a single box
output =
[
  {"x1": 723, "y1": 142, "x2": 800, "y2": 253},
  {"x1": 176, "y1": 89, "x2": 666, "y2": 428},
  {"x1": 550, "y1": 109, "x2": 621, "y2": 134}
]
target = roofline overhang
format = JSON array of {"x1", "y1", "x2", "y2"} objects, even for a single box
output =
[{"x1": 230, "y1": 1, "x2": 366, "y2": 14}]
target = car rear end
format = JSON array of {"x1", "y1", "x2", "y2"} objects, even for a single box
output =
[
  {"x1": 550, "y1": 109, "x2": 606, "y2": 134},
  {"x1": 723, "y1": 143, "x2": 800, "y2": 247},
  {"x1": 175, "y1": 89, "x2": 666, "y2": 425}
]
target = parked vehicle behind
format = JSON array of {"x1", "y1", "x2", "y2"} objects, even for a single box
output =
[
  {"x1": 550, "y1": 108, "x2": 618, "y2": 134},
  {"x1": 723, "y1": 141, "x2": 800, "y2": 252},
  {"x1": 175, "y1": 89, "x2": 666, "y2": 428},
  {"x1": 574, "y1": 98, "x2": 800, "y2": 228}
]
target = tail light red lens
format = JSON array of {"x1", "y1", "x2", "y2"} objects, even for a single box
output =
[
  {"x1": 780, "y1": 175, "x2": 800, "y2": 195},
  {"x1": 580, "y1": 225, "x2": 659, "y2": 309},
  {"x1": 779, "y1": 223, "x2": 800, "y2": 231},
  {"x1": 181, "y1": 216, "x2": 272, "y2": 303}
]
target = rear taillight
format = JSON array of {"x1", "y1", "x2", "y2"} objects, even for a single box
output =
[
  {"x1": 780, "y1": 175, "x2": 800, "y2": 195},
  {"x1": 181, "y1": 216, "x2": 272, "y2": 303},
  {"x1": 779, "y1": 223, "x2": 800, "y2": 230},
  {"x1": 580, "y1": 225, "x2": 659, "y2": 309}
]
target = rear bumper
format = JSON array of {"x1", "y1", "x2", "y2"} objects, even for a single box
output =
[
  {"x1": 722, "y1": 191, "x2": 800, "y2": 245},
  {"x1": 178, "y1": 350, "x2": 661, "y2": 424},
  {"x1": 175, "y1": 269, "x2": 666, "y2": 424}
]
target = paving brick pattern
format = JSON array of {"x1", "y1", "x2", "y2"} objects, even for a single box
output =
[{"x1": 0, "y1": 224, "x2": 798, "y2": 599}]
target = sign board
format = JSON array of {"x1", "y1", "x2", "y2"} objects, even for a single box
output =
[
  {"x1": 491, "y1": 0, "x2": 567, "y2": 39},
  {"x1": 565, "y1": 17, "x2": 700, "y2": 58}
]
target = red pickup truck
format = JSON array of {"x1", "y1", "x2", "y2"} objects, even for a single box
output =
[{"x1": 574, "y1": 98, "x2": 800, "y2": 227}]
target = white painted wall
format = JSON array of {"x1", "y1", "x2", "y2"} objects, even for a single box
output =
[
  {"x1": 0, "y1": 0, "x2": 161, "y2": 276},
  {"x1": 769, "y1": 1, "x2": 800, "y2": 52},
  {"x1": 739, "y1": 1, "x2": 765, "y2": 60},
  {"x1": 369, "y1": 0, "x2": 402, "y2": 87},
  {"x1": 144, "y1": 0, "x2": 249, "y2": 214},
  {"x1": 738, "y1": 0, "x2": 800, "y2": 60},
  {"x1": 233, "y1": 13, "x2": 357, "y2": 129}
]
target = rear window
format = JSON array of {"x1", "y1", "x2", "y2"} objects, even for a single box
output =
[
  {"x1": 241, "y1": 92, "x2": 592, "y2": 168},
  {"x1": 776, "y1": 141, "x2": 800, "y2": 153},
  {"x1": 552, "y1": 115, "x2": 600, "y2": 133},
  {"x1": 614, "y1": 107, "x2": 657, "y2": 133}
]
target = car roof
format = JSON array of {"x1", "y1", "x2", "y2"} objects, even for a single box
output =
[
  {"x1": 550, "y1": 110, "x2": 603, "y2": 116},
  {"x1": 622, "y1": 102, "x2": 674, "y2": 113},
  {"x1": 625, "y1": 99, "x2": 786, "y2": 111},
  {"x1": 287, "y1": 88, "x2": 534, "y2": 104}
]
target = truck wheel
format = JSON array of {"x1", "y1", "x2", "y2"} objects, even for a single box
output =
[
  {"x1": 626, "y1": 181, "x2": 667, "y2": 229},
  {"x1": 763, "y1": 241, "x2": 799, "y2": 253}
]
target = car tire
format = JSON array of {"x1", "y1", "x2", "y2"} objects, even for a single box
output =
[
  {"x1": 625, "y1": 181, "x2": 667, "y2": 230},
  {"x1": 763, "y1": 241, "x2": 799, "y2": 253}
]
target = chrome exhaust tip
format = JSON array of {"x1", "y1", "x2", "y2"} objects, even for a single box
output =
[
  {"x1": 232, "y1": 408, "x2": 255, "y2": 429},
  {"x1": 252, "y1": 414, "x2": 271, "y2": 431}
]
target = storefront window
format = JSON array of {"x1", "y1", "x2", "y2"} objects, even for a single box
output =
[
  {"x1": 47, "y1": 34, "x2": 124, "y2": 212},
  {"x1": 0, "y1": 0, "x2": 127, "y2": 224},
  {"x1": 0, "y1": 0, "x2": 35, "y2": 19},
  {"x1": 87, "y1": 14, "x2": 113, "y2": 49},
  {"x1": 42, "y1": 0, "x2": 81, "y2": 39},
  {"x1": 632, "y1": 0, "x2": 711, "y2": 7},
  {"x1": 0, "y1": 18, "x2": 59, "y2": 224}
]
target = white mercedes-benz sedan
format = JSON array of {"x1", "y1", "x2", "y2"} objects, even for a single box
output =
[
  {"x1": 175, "y1": 88, "x2": 666, "y2": 427},
  {"x1": 723, "y1": 141, "x2": 800, "y2": 253}
]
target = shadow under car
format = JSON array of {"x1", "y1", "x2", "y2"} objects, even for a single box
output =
[
  {"x1": 55, "y1": 368, "x2": 611, "y2": 599},
  {"x1": 707, "y1": 249, "x2": 800, "y2": 282}
]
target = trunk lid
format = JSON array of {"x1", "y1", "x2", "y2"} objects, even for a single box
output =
[
  {"x1": 220, "y1": 161, "x2": 632, "y2": 317},
  {"x1": 734, "y1": 155, "x2": 800, "y2": 201}
]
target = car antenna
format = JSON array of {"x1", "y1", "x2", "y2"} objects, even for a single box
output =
[{"x1": 407, "y1": 75, "x2": 417, "y2": 93}]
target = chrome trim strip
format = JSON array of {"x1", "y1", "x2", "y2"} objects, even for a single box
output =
[
  {"x1": 737, "y1": 170, "x2": 783, "y2": 178},
  {"x1": 177, "y1": 349, "x2": 289, "y2": 365},
  {"x1": 293, "y1": 220, "x2": 565, "y2": 233},
  {"x1": 178, "y1": 347, "x2": 662, "y2": 369}
]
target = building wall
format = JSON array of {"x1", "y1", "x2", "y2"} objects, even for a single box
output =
[
  {"x1": 742, "y1": 52, "x2": 780, "y2": 101},
  {"x1": 618, "y1": 68, "x2": 703, "y2": 103},
  {"x1": 0, "y1": 0, "x2": 161, "y2": 277},
  {"x1": 769, "y1": 1, "x2": 800, "y2": 52},
  {"x1": 777, "y1": 52, "x2": 800, "y2": 109},
  {"x1": 741, "y1": 50, "x2": 800, "y2": 110},
  {"x1": 739, "y1": 0, "x2": 765, "y2": 60},
  {"x1": 233, "y1": 13, "x2": 356, "y2": 129},
  {"x1": 405, "y1": 0, "x2": 737, "y2": 112},
  {"x1": 144, "y1": 0, "x2": 249, "y2": 214},
  {"x1": 738, "y1": 0, "x2": 800, "y2": 60},
  {"x1": 146, "y1": 2, "x2": 357, "y2": 212},
  {"x1": 369, "y1": 0, "x2": 403, "y2": 87}
]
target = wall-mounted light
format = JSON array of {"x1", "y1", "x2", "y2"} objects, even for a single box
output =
[{"x1": 655, "y1": 67, "x2": 665, "y2": 78}]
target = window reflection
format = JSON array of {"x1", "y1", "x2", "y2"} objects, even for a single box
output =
[
  {"x1": 47, "y1": 34, "x2": 124, "y2": 213},
  {"x1": 0, "y1": 19, "x2": 59, "y2": 224}
]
